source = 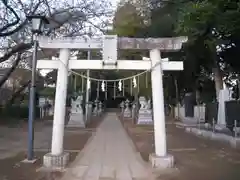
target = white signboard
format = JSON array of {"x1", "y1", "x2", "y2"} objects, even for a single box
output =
[{"x1": 39, "y1": 97, "x2": 46, "y2": 107}]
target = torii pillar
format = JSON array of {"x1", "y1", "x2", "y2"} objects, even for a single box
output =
[
  {"x1": 149, "y1": 49, "x2": 173, "y2": 168},
  {"x1": 43, "y1": 49, "x2": 71, "y2": 170}
]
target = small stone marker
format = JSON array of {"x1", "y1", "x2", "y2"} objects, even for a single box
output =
[
  {"x1": 124, "y1": 99, "x2": 132, "y2": 118},
  {"x1": 137, "y1": 96, "x2": 153, "y2": 125}
]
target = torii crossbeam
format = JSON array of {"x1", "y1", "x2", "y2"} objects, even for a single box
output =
[{"x1": 37, "y1": 35, "x2": 187, "y2": 170}]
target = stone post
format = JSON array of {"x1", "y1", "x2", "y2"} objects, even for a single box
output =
[
  {"x1": 43, "y1": 49, "x2": 70, "y2": 169},
  {"x1": 149, "y1": 49, "x2": 174, "y2": 169}
]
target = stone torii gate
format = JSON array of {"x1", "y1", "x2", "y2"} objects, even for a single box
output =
[{"x1": 37, "y1": 35, "x2": 187, "y2": 169}]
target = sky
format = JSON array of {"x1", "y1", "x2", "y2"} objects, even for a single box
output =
[
  {"x1": 40, "y1": 0, "x2": 120, "y2": 76},
  {"x1": 110, "y1": 0, "x2": 119, "y2": 9}
]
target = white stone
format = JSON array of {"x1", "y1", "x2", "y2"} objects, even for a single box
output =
[
  {"x1": 174, "y1": 105, "x2": 205, "y2": 123},
  {"x1": 217, "y1": 88, "x2": 231, "y2": 128},
  {"x1": 204, "y1": 123, "x2": 212, "y2": 129},
  {"x1": 43, "y1": 152, "x2": 69, "y2": 170},
  {"x1": 149, "y1": 154, "x2": 174, "y2": 169},
  {"x1": 124, "y1": 99, "x2": 131, "y2": 118},
  {"x1": 137, "y1": 96, "x2": 153, "y2": 125},
  {"x1": 67, "y1": 95, "x2": 85, "y2": 128}
]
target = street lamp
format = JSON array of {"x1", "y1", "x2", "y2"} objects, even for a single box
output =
[
  {"x1": 26, "y1": 15, "x2": 49, "y2": 161},
  {"x1": 27, "y1": 15, "x2": 49, "y2": 34}
]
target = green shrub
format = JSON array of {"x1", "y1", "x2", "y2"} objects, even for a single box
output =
[{"x1": 0, "y1": 105, "x2": 40, "y2": 120}]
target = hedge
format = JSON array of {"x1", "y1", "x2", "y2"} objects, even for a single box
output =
[{"x1": 0, "y1": 105, "x2": 40, "y2": 120}]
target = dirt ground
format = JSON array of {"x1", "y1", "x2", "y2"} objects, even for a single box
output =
[
  {"x1": 121, "y1": 116, "x2": 240, "y2": 180},
  {"x1": 0, "y1": 115, "x2": 104, "y2": 180}
]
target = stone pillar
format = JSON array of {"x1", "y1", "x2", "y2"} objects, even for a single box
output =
[
  {"x1": 120, "y1": 101, "x2": 124, "y2": 117},
  {"x1": 43, "y1": 49, "x2": 70, "y2": 170},
  {"x1": 132, "y1": 103, "x2": 136, "y2": 122},
  {"x1": 98, "y1": 101, "x2": 103, "y2": 115},
  {"x1": 93, "y1": 99, "x2": 98, "y2": 116},
  {"x1": 87, "y1": 102, "x2": 93, "y2": 121},
  {"x1": 149, "y1": 49, "x2": 173, "y2": 169}
]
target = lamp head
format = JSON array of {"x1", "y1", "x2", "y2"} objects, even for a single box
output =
[{"x1": 27, "y1": 15, "x2": 49, "y2": 34}]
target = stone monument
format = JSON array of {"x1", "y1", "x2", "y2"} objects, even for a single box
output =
[
  {"x1": 147, "y1": 98, "x2": 152, "y2": 109},
  {"x1": 67, "y1": 95, "x2": 85, "y2": 127},
  {"x1": 216, "y1": 85, "x2": 232, "y2": 131},
  {"x1": 137, "y1": 96, "x2": 153, "y2": 124},
  {"x1": 124, "y1": 99, "x2": 131, "y2": 118}
]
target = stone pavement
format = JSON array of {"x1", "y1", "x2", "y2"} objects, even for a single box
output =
[{"x1": 61, "y1": 112, "x2": 154, "y2": 180}]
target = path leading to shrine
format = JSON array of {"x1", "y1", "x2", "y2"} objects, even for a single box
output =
[{"x1": 61, "y1": 112, "x2": 154, "y2": 180}]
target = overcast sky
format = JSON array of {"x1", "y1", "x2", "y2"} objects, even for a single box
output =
[
  {"x1": 111, "y1": 0, "x2": 119, "y2": 8},
  {"x1": 39, "y1": 0, "x2": 120, "y2": 76}
]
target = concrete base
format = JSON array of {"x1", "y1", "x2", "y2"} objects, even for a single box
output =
[
  {"x1": 21, "y1": 158, "x2": 37, "y2": 163},
  {"x1": 149, "y1": 154, "x2": 174, "y2": 169},
  {"x1": 186, "y1": 127, "x2": 240, "y2": 149},
  {"x1": 93, "y1": 107, "x2": 98, "y2": 116},
  {"x1": 175, "y1": 122, "x2": 198, "y2": 129},
  {"x1": 67, "y1": 113, "x2": 85, "y2": 128},
  {"x1": 137, "y1": 111, "x2": 153, "y2": 125},
  {"x1": 43, "y1": 152, "x2": 69, "y2": 170},
  {"x1": 124, "y1": 109, "x2": 132, "y2": 118}
]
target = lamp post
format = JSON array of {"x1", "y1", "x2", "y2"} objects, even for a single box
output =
[{"x1": 26, "y1": 15, "x2": 48, "y2": 161}]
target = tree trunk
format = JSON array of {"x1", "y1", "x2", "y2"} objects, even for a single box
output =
[
  {"x1": 196, "y1": 89, "x2": 201, "y2": 104},
  {"x1": 212, "y1": 65, "x2": 223, "y2": 101},
  {"x1": 7, "y1": 80, "x2": 30, "y2": 105},
  {"x1": 0, "y1": 53, "x2": 21, "y2": 88}
]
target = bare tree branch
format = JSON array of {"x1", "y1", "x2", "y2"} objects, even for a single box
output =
[
  {"x1": 0, "y1": 43, "x2": 32, "y2": 63},
  {"x1": 0, "y1": 0, "x2": 20, "y2": 33},
  {"x1": 7, "y1": 80, "x2": 30, "y2": 105},
  {"x1": 0, "y1": 53, "x2": 22, "y2": 87},
  {"x1": 0, "y1": 0, "x2": 42, "y2": 37}
]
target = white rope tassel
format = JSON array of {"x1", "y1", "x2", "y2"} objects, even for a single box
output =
[
  {"x1": 118, "y1": 80, "x2": 122, "y2": 91},
  {"x1": 133, "y1": 76, "x2": 137, "y2": 88},
  {"x1": 101, "y1": 81, "x2": 105, "y2": 92},
  {"x1": 87, "y1": 79, "x2": 91, "y2": 90}
]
